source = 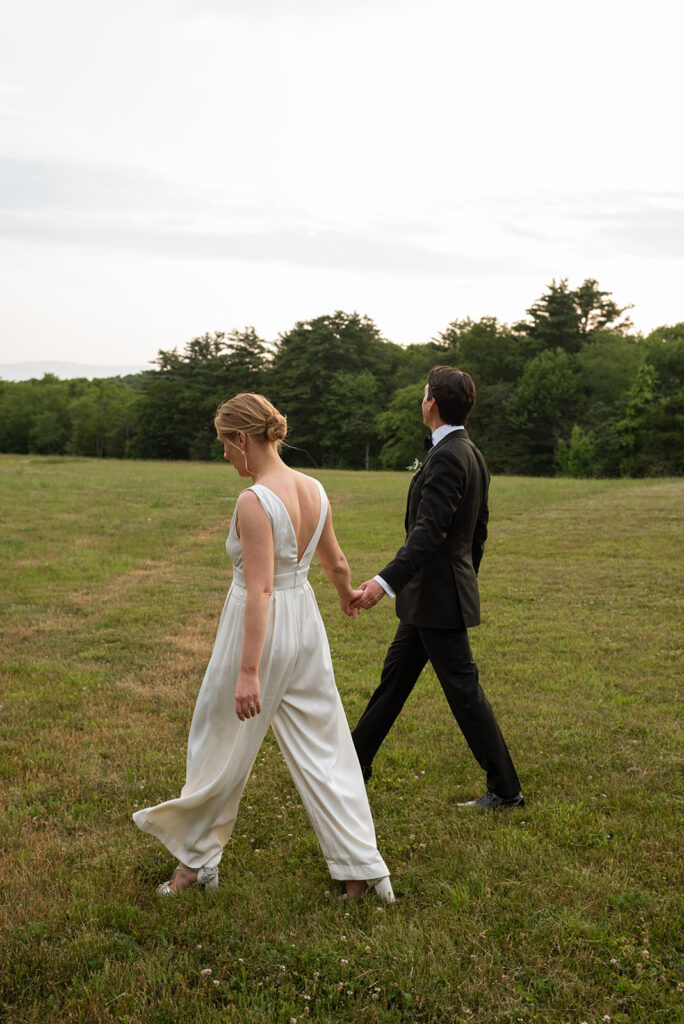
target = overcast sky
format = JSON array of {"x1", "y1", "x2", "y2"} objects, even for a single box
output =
[{"x1": 1, "y1": 0, "x2": 682, "y2": 369}]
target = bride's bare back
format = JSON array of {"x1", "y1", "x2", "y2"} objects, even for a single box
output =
[{"x1": 254, "y1": 469, "x2": 322, "y2": 562}]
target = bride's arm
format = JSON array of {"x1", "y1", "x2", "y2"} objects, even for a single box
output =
[
  {"x1": 315, "y1": 506, "x2": 361, "y2": 618},
  {"x1": 235, "y1": 490, "x2": 274, "y2": 719}
]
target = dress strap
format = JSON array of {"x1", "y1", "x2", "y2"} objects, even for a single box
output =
[{"x1": 298, "y1": 479, "x2": 328, "y2": 564}]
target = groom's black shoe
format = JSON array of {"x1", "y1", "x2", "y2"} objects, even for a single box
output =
[
  {"x1": 457, "y1": 790, "x2": 524, "y2": 809},
  {"x1": 360, "y1": 764, "x2": 373, "y2": 784}
]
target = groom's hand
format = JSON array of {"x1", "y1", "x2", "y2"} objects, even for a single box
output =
[{"x1": 350, "y1": 579, "x2": 385, "y2": 611}]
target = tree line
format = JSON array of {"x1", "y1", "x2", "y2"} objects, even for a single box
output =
[{"x1": 1, "y1": 279, "x2": 682, "y2": 477}]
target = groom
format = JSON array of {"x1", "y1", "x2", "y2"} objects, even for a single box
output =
[{"x1": 350, "y1": 366, "x2": 523, "y2": 808}]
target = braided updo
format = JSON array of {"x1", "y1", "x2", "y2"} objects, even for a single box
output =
[{"x1": 214, "y1": 393, "x2": 288, "y2": 448}]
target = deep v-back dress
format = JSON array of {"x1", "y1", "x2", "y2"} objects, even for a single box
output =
[{"x1": 133, "y1": 479, "x2": 389, "y2": 882}]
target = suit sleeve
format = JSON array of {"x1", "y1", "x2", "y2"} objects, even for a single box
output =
[
  {"x1": 471, "y1": 493, "x2": 488, "y2": 575},
  {"x1": 379, "y1": 452, "x2": 465, "y2": 595},
  {"x1": 470, "y1": 444, "x2": 489, "y2": 575}
]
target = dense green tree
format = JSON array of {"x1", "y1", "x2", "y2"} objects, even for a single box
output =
[
  {"x1": 270, "y1": 311, "x2": 402, "y2": 467},
  {"x1": 0, "y1": 374, "x2": 140, "y2": 457},
  {"x1": 580, "y1": 402, "x2": 625, "y2": 477},
  {"x1": 557, "y1": 424, "x2": 597, "y2": 477},
  {"x1": 0, "y1": 380, "x2": 39, "y2": 452},
  {"x1": 556, "y1": 330, "x2": 645, "y2": 478},
  {"x1": 24, "y1": 375, "x2": 70, "y2": 454},
  {"x1": 632, "y1": 324, "x2": 684, "y2": 474},
  {"x1": 0, "y1": 297, "x2": 680, "y2": 478},
  {"x1": 635, "y1": 387, "x2": 684, "y2": 475},
  {"x1": 429, "y1": 318, "x2": 533, "y2": 472},
  {"x1": 615, "y1": 363, "x2": 658, "y2": 476},
  {"x1": 522, "y1": 279, "x2": 580, "y2": 355},
  {"x1": 576, "y1": 331, "x2": 644, "y2": 410},
  {"x1": 377, "y1": 383, "x2": 427, "y2": 470},
  {"x1": 322, "y1": 370, "x2": 379, "y2": 469},
  {"x1": 68, "y1": 379, "x2": 139, "y2": 457},
  {"x1": 522, "y1": 278, "x2": 632, "y2": 356},
  {"x1": 130, "y1": 330, "x2": 269, "y2": 460},
  {"x1": 224, "y1": 327, "x2": 272, "y2": 394},
  {"x1": 128, "y1": 370, "x2": 192, "y2": 460},
  {"x1": 437, "y1": 317, "x2": 525, "y2": 385},
  {"x1": 390, "y1": 341, "x2": 455, "y2": 392},
  {"x1": 643, "y1": 323, "x2": 684, "y2": 396},
  {"x1": 609, "y1": 355, "x2": 683, "y2": 476},
  {"x1": 574, "y1": 279, "x2": 633, "y2": 338},
  {"x1": 29, "y1": 410, "x2": 68, "y2": 454},
  {"x1": 467, "y1": 382, "x2": 529, "y2": 475},
  {"x1": 507, "y1": 348, "x2": 581, "y2": 473},
  {"x1": 68, "y1": 389, "x2": 101, "y2": 456}
]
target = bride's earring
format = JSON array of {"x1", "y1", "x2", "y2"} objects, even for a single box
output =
[{"x1": 240, "y1": 441, "x2": 250, "y2": 475}]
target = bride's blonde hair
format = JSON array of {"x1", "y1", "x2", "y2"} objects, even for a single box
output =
[{"x1": 214, "y1": 393, "x2": 288, "y2": 449}]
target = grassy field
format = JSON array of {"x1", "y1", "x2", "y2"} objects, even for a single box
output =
[{"x1": 0, "y1": 455, "x2": 682, "y2": 1024}]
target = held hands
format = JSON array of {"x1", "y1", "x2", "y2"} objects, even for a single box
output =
[
  {"x1": 339, "y1": 580, "x2": 386, "y2": 618},
  {"x1": 349, "y1": 579, "x2": 386, "y2": 612},
  {"x1": 340, "y1": 589, "x2": 364, "y2": 618},
  {"x1": 235, "y1": 670, "x2": 261, "y2": 721}
]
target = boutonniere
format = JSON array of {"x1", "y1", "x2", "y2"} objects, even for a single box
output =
[{"x1": 407, "y1": 457, "x2": 423, "y2": 473}]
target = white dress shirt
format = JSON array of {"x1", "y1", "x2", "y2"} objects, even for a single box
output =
[{"x1": 374, "y1": 425, "x2": 464, "y2": 599}]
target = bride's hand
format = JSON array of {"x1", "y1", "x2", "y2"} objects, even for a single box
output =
[
  {"x1": 340, "y1": 589, "x2": 363, "y2": 619},
  {"x1": 235, "y1": 671, "x2": 261, "y2": 720}
]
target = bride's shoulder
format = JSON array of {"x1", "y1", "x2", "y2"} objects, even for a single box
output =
[
  {"x1": 237, "y1": 486, "x2": 260, "y2": 503},
  {"x1": 236, "y1": 487, "x2": 268, "y2": 517},
  {"x1": 294, "y1": 473, "x2": 325, "y2": 506},
  {"x1": 292, "y1": 469, "x2": 323, "y2": 491}
]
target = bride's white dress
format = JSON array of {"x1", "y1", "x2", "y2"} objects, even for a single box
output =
[{"x1": 133, "y1": 479, "x2": 389, "y2": 882}]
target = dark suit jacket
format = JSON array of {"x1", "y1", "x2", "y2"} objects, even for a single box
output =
[{"x1": 379, "y1": 428, "x2": 489, "y2": 630}]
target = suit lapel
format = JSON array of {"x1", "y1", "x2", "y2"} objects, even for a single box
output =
[
  {"x1": 404, "y1": 429, "x2": 469, "y2": 530},
  {"x1": 416, "y1": 428, "x2": 469, "y2": 476}
]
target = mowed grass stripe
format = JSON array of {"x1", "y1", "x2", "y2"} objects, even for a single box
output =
[{"x1": 0, "y1": 455, "x2": 682, "y2": 1024}]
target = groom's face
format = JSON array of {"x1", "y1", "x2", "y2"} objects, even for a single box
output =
[{"x1": 421, "y1": 384, "x2": 435, "y2": 427}]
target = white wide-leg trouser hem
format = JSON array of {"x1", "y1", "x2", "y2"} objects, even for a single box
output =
[
  {"x1": 325, "y1": 857, "x2": 390, "y2": 882},
  {"x1": 131, "y1": 810, "x2": 226, "y2": 871}
]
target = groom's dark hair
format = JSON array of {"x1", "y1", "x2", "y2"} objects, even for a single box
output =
[{"x1": 427, "y1": 366, "x2": 476, "y2": 425}]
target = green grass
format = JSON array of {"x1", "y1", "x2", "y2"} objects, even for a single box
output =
[{"x1": 0, "y1": 455, "x2": 682, "y2": 1024}]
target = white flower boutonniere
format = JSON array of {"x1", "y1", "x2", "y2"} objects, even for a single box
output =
[{"x1": 407, "y1": 457, "x2": 423, "y2": 473}]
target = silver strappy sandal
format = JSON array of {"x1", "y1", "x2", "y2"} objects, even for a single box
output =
[{"x1": 156, "y1": 864, "x2": 219, "y2": 896}]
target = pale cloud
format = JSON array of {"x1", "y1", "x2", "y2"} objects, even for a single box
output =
[
  {"x1": 0, "y1": 0, "x2": 682, "y2": 365},
  {"x1": 590, "y1": 201, "x2": 684, "y2": 260},
  {"x1": 0, "y1": 156, "x2": 182, "y2": 212},
  {"x1": 0, "y1": 155, "x2": 515, "y2": 274},
  {"x1": 0, "y1": 211, "x2": 511, "y2": 279},
  {"x1": 8, "y1": 155, "x2": 682, "y2": 279},
  {"x1": 497, "y1": 191, "x2": 684, "y2": 262}
]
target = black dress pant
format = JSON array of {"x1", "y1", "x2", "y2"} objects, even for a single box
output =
[{"x1": 352, "y1": 620, "x2": 520, "y2": 798}]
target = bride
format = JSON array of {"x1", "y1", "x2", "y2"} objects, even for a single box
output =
[{"x1": 133, "y1": 392, "x2": 393, "y2": 904}]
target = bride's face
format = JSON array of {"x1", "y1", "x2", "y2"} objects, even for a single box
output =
[{"x1": 221, "y1": 433, "x2": 250, "y2": 476}]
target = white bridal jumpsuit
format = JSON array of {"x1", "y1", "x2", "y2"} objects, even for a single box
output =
[{"x1": 133, "y1": 480, "x2": 389, "y2": 883}]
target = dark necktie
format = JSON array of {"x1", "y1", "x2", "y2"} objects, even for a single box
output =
[{"x1": 423, "y1": 435, "x2": 433, "y2": 452}]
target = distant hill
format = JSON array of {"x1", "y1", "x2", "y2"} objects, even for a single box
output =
[{"x1": 0, "y1": 361, "x2": 152, "y2": 381}]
